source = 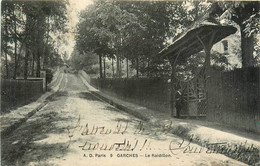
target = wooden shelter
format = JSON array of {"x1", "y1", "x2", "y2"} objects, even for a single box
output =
[
  {"x1": 158, "y1": 21, "x2": 237, "y2": 117},
  {"x1": 159, "y1": 23, "x2": 237, "y2": 73}
]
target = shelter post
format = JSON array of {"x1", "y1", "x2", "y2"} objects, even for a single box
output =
[
  {"x1": 197, "y1": 31, "x2": 217, "y2": 78},
  {"x1": 170, "y1": 61, "x2": 176, "y2": 117}
]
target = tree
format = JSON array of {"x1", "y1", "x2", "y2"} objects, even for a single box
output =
[
  {"x1": 117, "y1": 1, "x2": 173, "y2": 77},
  {"x1": 75, "y1": 1, "x2": 231, "y2": 79},
  {"x1": 214, "y1": 2, "x2": 260, "y2": 67},
  {"x1": 69, "y1": 49, "x2": 98, "y2": 73},
  {"x1": 1, "y1": 0, "x2": 68, "y2": 79},
  {"x1": 75, "y1": 1, "x2": 138, "y2": 78}
]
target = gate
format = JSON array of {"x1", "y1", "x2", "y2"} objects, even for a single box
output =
[{"x1": 176, "y1": 70, "x2": 207, "y2": 117}]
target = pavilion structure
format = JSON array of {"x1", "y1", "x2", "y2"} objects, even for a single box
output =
[{"x1": 158, "y1": 20, "x2": 237, "y2": 117}]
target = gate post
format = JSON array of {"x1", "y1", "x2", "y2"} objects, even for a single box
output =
[{"x1": 40, "y1": 70, "x2": 46, "y2": 92}]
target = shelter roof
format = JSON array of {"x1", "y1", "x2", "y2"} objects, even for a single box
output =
[{"x1": 158, "y1": 21, "x2": 237, "y2": 60}]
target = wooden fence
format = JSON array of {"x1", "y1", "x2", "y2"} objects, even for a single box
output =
[
  {"x1": 90, "y1": 78, "x2": 171, "y2": 114},
  {"x1": 89, "y1": 67, "x2": 259, "y2": 133},
  {"x1": 207, "y1": 67, "x2": 260, "y2": 133}
]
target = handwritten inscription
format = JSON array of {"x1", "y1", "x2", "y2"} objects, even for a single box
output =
[
  {"x1": 66, "y1": 116, "x2": 155, "y2": 147},
  {"x1": 169, "y1": 135, "x2": 257, "y2": 157},
  {"x1": 79, "y1": 139, "x2": 139, "y2": 151},
  {"x1": 66, "y1": 116, "x2": 257, "y2": 157},
  {"x1": 67, "y1": 116, "x2": 132, "y2": 147},
  {"x1": 67, "y1": 116, "x2": 129, "y2": 137}
]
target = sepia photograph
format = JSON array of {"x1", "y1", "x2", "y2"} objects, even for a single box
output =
[{"x1": 1, "y1": 0, "x2": 260, "y2": 165}]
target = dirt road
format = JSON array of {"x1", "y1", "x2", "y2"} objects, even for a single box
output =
[{"x1": 1, "y1": 73, "x2": 247, "y2": 166}]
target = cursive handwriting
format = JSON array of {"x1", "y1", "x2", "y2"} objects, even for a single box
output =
[
  {"x1": 169, "y1": 135, "x2": 257, "y2": 157},
  {"x1": 79, "y1": 139, "x2": 139, "y2": 151},
  {"x1": 66, "y1": 116, "x2": 129, "y2": 147},
  {"x1": 134, "y1": 121, "x2": 150, "y2": 135},
  {"x1": 66, "y1": 117, "x2": 258, "y2": 157}
]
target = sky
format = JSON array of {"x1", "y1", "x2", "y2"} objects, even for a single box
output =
[{"x1": 60, "y1": 0, "x2": 93, "y2": 58}]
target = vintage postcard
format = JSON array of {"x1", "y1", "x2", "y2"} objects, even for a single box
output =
[{"x1": 1, "y1": 0, "x2": 259, "y2": 166}]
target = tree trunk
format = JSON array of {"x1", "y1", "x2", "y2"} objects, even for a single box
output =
[
  {"x1": 116, "y1": 55, "x2": 120, "y2": 78},
  {"x1": 13, "y1": 3, "x2": 18, "y2": 79},
  {"x1": 126, "y1": 56, "x2": 129, "y2": 78},
  {"x1": 147, "y1": 58, "x2": 150, "y2": 77},
  {"x1": 103, "y1": 56, "x2": 106, "y2": 78},
  {"x1": 136, "y1": 57, "x2": 139, "y2": 78},
  {"x1": 99, "y1": 54, "x2": 103, "y2": 78},
  {"x1": 42, "y1": 48, "x2": 47, "y2": 70},
  {"x1": 4, "y1": 51, "x2": 9, "y2": 78},
  {"x1": 24, "y1": 47, "x2": 29, "y2": 79},
  {"x1": 112, "y1": 58, "x2": 114, "y2": 78},
  {"x1": 36, "y1": 15, "x2": 44, "y2": 77},
  {"x1": 15, "y1": 46, "x2": 22, "y2": 77},
  {"x1": 36, "y1": 46, "x2": 41, "y2": 77},
  {"x1": 143, "y1": 58, "x2": 145, "y2": 76},
  {"x1": 31, "y1": 52, "x2": 35, "y2": 76},
  {"x1": 42, "y1": 16, "x2": 50, "y2": 69},
  {"x1": 119, "y1": 57, "x2": 122, "y2": 78},
  {"x1": 4, "y1": 6, "x2": 9, "y2": 78},
  {"x1": 241, "y1": 31, "x2": 255, "y2": 68}
]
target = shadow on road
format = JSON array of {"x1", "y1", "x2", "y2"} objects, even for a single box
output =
[
  {"x1": 1, "y1": 106, "x2": 71, "y2": 166},
  {"x1": 45, "y1": 91, "x2": 68, "y2": 102},
  {"x1": 78, "y1": 92, "x2": 100, "y2": 101}
]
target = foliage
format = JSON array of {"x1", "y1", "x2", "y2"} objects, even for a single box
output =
[
  {"x1": 215, "y1": 2, "x2": 259, "y2": 36},
  {"x1": 76, "y1": 1, "x2": 137, "y2": 56},
  {"x1": 75, "y1": 1, "x2": 175, "y2": 77},
  {"x1": 213, "y1": 1, "x2": 260, "y2": 67},
  {"x1": 69, "y1": 49, "x2": 99, "y2": 73},
  {"x1": 1, "y1": 0, "x2": 68, "y2": 79},
  {"x1": 73, "y1": 1, "x2": 260, "y2": 78}
]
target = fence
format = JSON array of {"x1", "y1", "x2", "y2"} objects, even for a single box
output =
[
  {"x1": 90, "y1": 78, "x2": 171, "y2": 113},
  {"x1": 207, "y1": 67, "x2": 260, "y2": 133},
  {"x1": 89, "y1": 67, "x2": 259, "y2": 133},
  {"x1": 1, "y1": 79, "x2": 43, "y2": 112}
]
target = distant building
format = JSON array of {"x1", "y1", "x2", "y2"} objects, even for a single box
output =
[
  {"x1": 212, "y1": 22, "x2": 242, "y2": 69},
  {"x1": 211, "y1": 12, "x2": 243, "y2": 70}
]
